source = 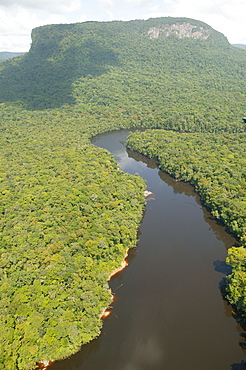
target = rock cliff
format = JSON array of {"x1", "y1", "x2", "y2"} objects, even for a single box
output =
[{"x1": 147, "y1": 22, "x2": 210, "y2": 40}]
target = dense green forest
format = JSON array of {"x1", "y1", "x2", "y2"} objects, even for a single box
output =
[
  {"x1": 0, "y1": 17, "x2": 246, "y2": 369},
  {"x1": 0, "y1": 104, "x2": 146, "y2": 370}
]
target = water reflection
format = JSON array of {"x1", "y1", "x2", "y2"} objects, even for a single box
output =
[
  {"x1": 231, "y1": 363, "x2": 246, "y2": 370},
  {"x1": 128, "y1": 147, "x2": 240, "y2": 250},
  {"x1": 213, "y1": 260, "x2": 232, "y2": 275}
]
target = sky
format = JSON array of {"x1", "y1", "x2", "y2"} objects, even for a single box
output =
[{"x1": 0, "y1": 0, "x2": 246, "y2": 52}]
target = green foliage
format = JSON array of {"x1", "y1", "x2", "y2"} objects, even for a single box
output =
[
  {"x1": 1, "y1": 16, "x2": 246, "y2": 368},
  {"x1": 226, "y1": 247, "x2": 246, "y2": 319},
  {"x1": 0, "y1": 24, "x2": 119, "y2": 109},
  {"x1": 0, "y1": 104, "x2": 145, "y2": 369}
]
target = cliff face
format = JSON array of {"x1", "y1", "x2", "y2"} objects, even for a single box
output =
[{"x1": 147, "y1": 23, "x2": 211, "y2": 40}]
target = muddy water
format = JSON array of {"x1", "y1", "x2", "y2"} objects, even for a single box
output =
[{"x1": 50, "y1": 130, "x2": 245, "y2": 370}]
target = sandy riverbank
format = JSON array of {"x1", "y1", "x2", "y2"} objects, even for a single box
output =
[{"x1": 100, "y1": 249, "x2": 129, "y2": 320}]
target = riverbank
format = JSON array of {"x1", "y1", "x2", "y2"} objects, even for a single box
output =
[{"x1": 100, "y1": 249, "x2": 130, "y2": 320}]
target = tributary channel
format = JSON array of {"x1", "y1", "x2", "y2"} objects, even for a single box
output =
[{"x1": 50, "y1": 129, "x2": 246, "y2": 370}]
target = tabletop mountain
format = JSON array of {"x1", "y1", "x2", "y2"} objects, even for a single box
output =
[{"x1": 1, "y1": 16, "x2": 245, "y2": 130}]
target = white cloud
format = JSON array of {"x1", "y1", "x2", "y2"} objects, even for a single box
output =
[
  {"x1": 98, "y1": 0, "x2": 114, "y2": 7},
  {"x1": 1, "y1": 0, "x2": 246, "y2": 51},
  {"x1": 0, "y1": 5, "x2": 69, "y2": 51},
  {"x1": 143, "y1": 0, "x2": 246, "y2": 44},
  {"x1": 0, "y1": 6, "x2": 34, "y2": 51},
  {"x1": 0, "y1": 0, "x2": 82, "y2": 13},
  {"x1": 173, "y1": 0, "x2": 246, "y2": 44},
  {"x1": 125, "y1": 0, "x2": 151, "y2": 6}
]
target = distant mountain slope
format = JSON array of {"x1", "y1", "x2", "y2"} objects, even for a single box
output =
[
  {"x1": 0, "y1": 51, "x2": 24, "y2": 61},
  {"x1": 232, "y1": 44, "x2": 246, "y2": 50}
]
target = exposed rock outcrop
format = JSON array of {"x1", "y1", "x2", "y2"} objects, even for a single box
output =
[{"x1": 147, "y1": 23, "x2": 210, "y2": 40}]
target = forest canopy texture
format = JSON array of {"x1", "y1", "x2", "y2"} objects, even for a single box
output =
[{"x1": 0, "y1": 17, "x2": 246, "y2": 369}]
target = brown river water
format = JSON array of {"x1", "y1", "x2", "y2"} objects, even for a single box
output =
[{"x1": 49, "y1": 129, "x2": 246, "y2": 370}]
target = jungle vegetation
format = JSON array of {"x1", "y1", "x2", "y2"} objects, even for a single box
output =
[{"x1": 0, "y1": 17, "x2": 246, "y2": 369}]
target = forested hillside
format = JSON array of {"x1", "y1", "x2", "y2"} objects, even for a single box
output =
[{"x1": 0, "y1": 17, "x2": 246, "y2": 369}]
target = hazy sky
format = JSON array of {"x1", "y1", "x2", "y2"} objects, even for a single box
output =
[{"x1": 0, "y1": 0, "x2": 246, "y2": 51}]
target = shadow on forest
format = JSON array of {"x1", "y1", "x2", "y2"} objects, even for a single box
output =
[{"x1": 0, "y1": 39, "x2": 119, "y2": 110}]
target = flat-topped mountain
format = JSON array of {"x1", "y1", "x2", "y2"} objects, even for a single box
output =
[{"x1": 1, "y1": 17, "x2": 244, "y2": 121}]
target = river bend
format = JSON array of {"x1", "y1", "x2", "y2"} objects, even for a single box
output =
[{"x1": 49, "y1": 129, "x2": 245, "y2": 370}]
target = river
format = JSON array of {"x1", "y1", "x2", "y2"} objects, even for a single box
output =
[{"x1": 49, "y1": 129, "x2": 246, "y2": 370}]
